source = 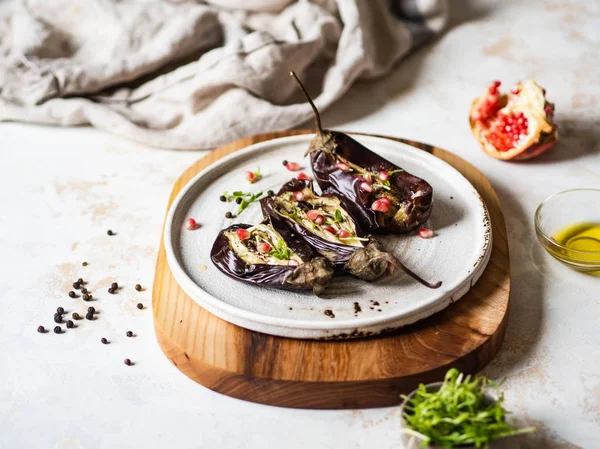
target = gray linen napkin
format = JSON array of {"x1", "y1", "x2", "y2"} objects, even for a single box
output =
[{"x1": 0, "y1": 0, "x2": 448, "y2": 149}]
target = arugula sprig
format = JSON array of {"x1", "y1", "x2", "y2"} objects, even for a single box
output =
[
  {"x1": 268, "y1": 239, "x2": 292, "y2": 260},
  {"x1": 222, "y1": 190, "x2": 264, "y2": 215},
  {"x1": 401, "y1": 368, "x2": 535, "y2": 448}
]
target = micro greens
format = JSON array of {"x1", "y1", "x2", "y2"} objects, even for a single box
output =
[
  {"x1": 380, "y1": 180, "x2": 391, "y2": 190},
  {"x1": 334, "y1": 209, "x2": 343, "y2": 223},
  {"x1": 387, "y1": 169, "x2": 404, "y2": 176},
  {"x1": 401, "y1": 369, "x2": 535, "y2": 448},
  {"x1": 268, "y1": 239, "x2": 292, "y2": 260},
  {"x1": 221, "y1": 190, "x2": 264, "y2": 214}
]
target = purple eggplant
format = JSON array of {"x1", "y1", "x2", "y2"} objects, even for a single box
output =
[
  {"x1": 290, "y1": 71, "x2": 433, "y2": 234},
  {"x1": 210, "y1": 221, "x2": 333, "y2": 296}
]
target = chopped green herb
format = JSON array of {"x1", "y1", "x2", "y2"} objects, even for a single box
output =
[
  {"x1": 380, "y1": 180, "x2": 391, "y2": 190},
  {"x1": 221, "y1": 190, "x2": 263, "y2": 214},
  {"x1": 334, "y1": 209, "x2": 343, "y2": 223},
  {"x1": 268, "y1": 239, "x2": 292, "y2": 260},
  {"x1": 401, "y1": 368, "x2": 535, "y2": 448}
]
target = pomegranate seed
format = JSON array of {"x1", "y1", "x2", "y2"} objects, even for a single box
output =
[
  {"x1": 245, "y1": 171, "x2": 256, "y2": 183},
  {"x1": 314, "y1": 216, "x2": 324, "y2": 225},
  {"x1": 371, "y1": 199, "x2": 389, "y2": 213},
  {"x1": 297, "y1": 172, "x2": 310, "y2": 180},
  {"x1": 378, "y1": 171, "x2": 389, "y2": 181},
  {"x1": 293, "y1": 191, "x2": 305, "y2": 201},
  {"x1": 286, "y1": 161, "x2": 301, "y2": 171},
  {"x1": 379, "y1": 197, "x2": 391, "y2": 205},
  {"x1": 236, "y1": 229, "x2": 251, "y2": 240},
  {"x1": 544, "y1": 105, "x2": 552, "y2": 115},
  {"x1": 418, "y1": 227, "x2": 434, "y2": 239},
  {"x1": 257, "y1": 242, "x2": 271, "y2": 253},
  {"x1": 306, "y1": 210, "x2": 324, "y2": 223},
  {"x1": 287, "y1": 259, "x2": 299, "y2": 267},
  {"x1": 359, "y1": 181, "x2": 373, "y2": 192},
  {"x1": 186, "y1": 218, "x2": 198, "y2": 230},
  {"x1": 511, "y1": 85, "x2": 520, "y2": 95},
  {"x1": 324, "y1": 226, "x2": 337, "y2": 234},
  {"x1": 338, "y1": 230, "x2": 351, "y2": 239},
  {"x1": 336, "y1": 162, "x2": 351, "y2": 172}
]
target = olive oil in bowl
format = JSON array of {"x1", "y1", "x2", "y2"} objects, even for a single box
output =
[{"x1": 545, "y1": 223, "x2": 600, "y2": 274}]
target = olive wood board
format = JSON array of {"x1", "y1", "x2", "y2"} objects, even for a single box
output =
[{"x1": 152, "y1": 130, "x2": 510, "y2": 409}]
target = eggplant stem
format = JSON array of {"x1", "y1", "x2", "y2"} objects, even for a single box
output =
[
  {"x1": 396, "y1": 262, "x2": 442, "y2": 289},
  {"x1": 290, "y1": 71, "x2": 323, "y2": 135}
]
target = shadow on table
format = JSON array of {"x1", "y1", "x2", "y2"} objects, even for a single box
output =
[{"x1": 481, "y1": 183, "x2": 547, "y2": 379}]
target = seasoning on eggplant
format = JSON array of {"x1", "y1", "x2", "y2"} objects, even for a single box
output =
[
  {"x1": 263, "y1": 179, "x2": 441, "y2": 288},
  {"x1": 210, "y1": 220, "x2": 333, "y2": 296},
  {"x1": 290, "y1": 71, "x2": 433, "y2": 234}
]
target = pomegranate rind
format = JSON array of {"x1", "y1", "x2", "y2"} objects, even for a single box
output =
[{"x1": 469, "y1": 80, "x2": 558, "y2": 161}]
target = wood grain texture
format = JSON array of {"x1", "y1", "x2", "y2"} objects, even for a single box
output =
[{"x1": 152, "y1": 130, "x2": 510, "y2": 409}]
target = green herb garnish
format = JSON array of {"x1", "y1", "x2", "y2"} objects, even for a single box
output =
[
  {"x1": 334, "y1": 209, "x2": 343, "y2": 223},
  {"x1": 221, "y1": 191, "x2": 264, "y2": 214},
  {"x1": 401, "y1": 369, "x2": 535, "y2": 448},
  {"x1": 268, "y1": 239, "x2": 292, "y2": 260},
  {"x1": 381, "y1": 180, "x2": 391, "y2": 190}
]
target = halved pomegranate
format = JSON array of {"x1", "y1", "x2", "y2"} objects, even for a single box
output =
[{"x1": 469, "y1": 80, "x2": 558, "y2": 161}]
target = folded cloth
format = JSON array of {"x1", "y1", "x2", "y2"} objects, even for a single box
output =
[{"x1": 0, "y1": 0, "x2": 448, "y2": 149}]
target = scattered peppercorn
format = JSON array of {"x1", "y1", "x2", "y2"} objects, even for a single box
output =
[
  {"x1": 124, "y1": 358, "x2": 132, "y2": 366},
  {"x1": 82, "y1": 261, "x2": 88, "y2": 266},
  {"x1": 126, "y1": 331, "x2": 133, "y2": 337},
  {"x1": 111, "y1": 282, "x2": 118, "y2": 290},
  {"x1": 219, "y1": 195, "x2": 227, "y2": 202},
  {"x1": 235, "y1": 197, "x2": 242, "y2": 204},
  {"x1": 66, "y1": 320, "x2": 74, "y2": 329},
  {"x1": 54, "y1": 314, "x2": 63, "y2": 324},
  {"x1": 87, "y1": 307, "x2": 95, "y2": 314},
  {"x1": 56, "y1": 307, "x2": 64, "y2": 314},
  {"x1": 136, "y1": 303, "x2": 144, "y2": 310},
  {"x1": 73, "y1": 282, "x2": 81, "y2": 289},
  {"x1": 72, "y1": 312, "x2": 81, "y2": 320},
  {"x1": 108, "y1": 287, "x2": 115, "y2": 294},
  {"x1": 37, "y1": 326, "x2": 45, "y2": 333},
  {"x1": 77, "y1": 278, "x2": 84, "y2": 285},
  {"x1": 85, "y1": 311, "x2": 94, "y2": 320},
  {"x1": 68, "y1": 291, "x2": 76, "y2": 298},
  {"x1": 107, "y1": 230, "x2": 114, "y2": 236},
  {"x1": 53, "y1": 326, "x2": 61, "y2": 334},
  {"x1": 83, "y1": 294, "x2": 91, "y2": 301},
  {"x1": 101, "y1": 337, "x2": 108, "y2": 344},
  {"x1": 225, "y1": 211, "x2": 233, "y2": 219},
  {"x1": 267, "y1": 190, "x2": 275, "y2": 196},
  {"x1": 81, "y1": 288, "x2": 88, "y2": 294},
  {"x1": 282, "y1": 160, "x2": 288, "y2": 166},
  {"x1": 135, "y1": 284, "x2": 142, "y2": 292}
]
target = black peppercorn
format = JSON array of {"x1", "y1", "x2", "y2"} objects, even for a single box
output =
[
  {"x1": 81, "y1": 288, "x2": 88, "y2": 294},
  {"x1": 101, "y1": 337, "x2": 108, "y2": 344},
  {"x1": 87, "y1": 307, "x2": 95, "y2": 314},
  {"x1": 72, "y1": 312, "x2": 81, "y2": 320},
  {"x1": 54, "y1": 314, "x2": 63, "y2": 324},
  {"x1": 111, "y1": 282, "x2": 118, "y2": 290},
  {"x1": 135, "y1": 284, "x2": 142, "y2": 291},
  {"x1": 77, "y1": 278, "x2": 83, "y2": 285},
  {"x1": 126, "y1": 331, "x2": 133, "y2": 337},
  {"x1": 219, "y1": 195, "x2": 227, "y2": 202},
  {"x1": 53, "y1": 326, "x2": 61, "y2": 334},
  {"x1": 235, "y1": 197, "x2": 242, "y2": 204},
  {"x1": 37, "y1": 325, "x2": 45, "y2": 333},
  {"x1": 136, "y1": 303, "x2": 143, "y2": 310},
  {"x1": 73, "y1": 282, "x2": 81, "y2": 289},
  {"x1": 83, "y1": 294, "x2": 91, "y2": 301},
  {"x1": 68, "y1": 291, "x2": 76, "y2": 298},
  {"x1": 82, "y1": 261, "x2": 88, "y2": 266},
  {"x1": 56, "y1": 307, "x2": 64, "y2": 314},
  {"x1": 66, "y1": 320, "x2": 74, "y2": 329},
  {"x1": 267, "y1": 190, "x2": 275, "y2": 197},
  {"x1": 108, "y1": 287, "x2": 115, "y2": 294},
  {"x1": 85, "y1": 311, "x2": 94, "y2": 320},
  {"x1": 124, "y1": 358, "x2": 132, "y2": 366},
  {"x1": 282, "y1": 160, "x2": 288, "y2": 166},
  {"x1": 225, "y1": 211, "x2": 233, "y2": 219},
  {"x1": 107, "y1": 230, "x2": 114, "y2": 236}
]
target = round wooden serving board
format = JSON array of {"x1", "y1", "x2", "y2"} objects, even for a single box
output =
[{"x1": 152, "y1": 130, "x2": 510, "y2": 409}]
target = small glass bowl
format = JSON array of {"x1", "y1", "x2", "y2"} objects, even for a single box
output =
[{"x1": 534, "y1": 189, "x2": 600, "y2": 273}]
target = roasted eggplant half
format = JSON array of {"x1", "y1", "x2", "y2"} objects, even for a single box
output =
[
  {"x1": 261, "y1": 179, "x2": 398, "y2": 282},
  {"x1": 210, "y1": 221, "x2": 333, "y2": 295},
  {"x1": 290, "y1": 71, "x2": 433, "y2": 234}
]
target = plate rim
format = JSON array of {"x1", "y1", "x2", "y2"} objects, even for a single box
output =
[{"x1": 163, "y1": 134, "x2": 493, "y2": 332}]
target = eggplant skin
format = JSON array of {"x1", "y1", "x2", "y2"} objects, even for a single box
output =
[
  {"x1": 310, "y1": 131, "x2": 433, "y2": 234},
  {"x1": 210, "y1": 224, "x2": 333, "y2": 295}
]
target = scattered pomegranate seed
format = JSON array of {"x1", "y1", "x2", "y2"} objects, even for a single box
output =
[
  {"x1": 186, "y1": 218, "x2": 198, "y2": 230},
  {"x1": 323, "y1": 226, "x2": 337, "y2": 234},
  {"x1": 338, "y1": 230, "x2": 351, "y2": 239},
  {"x1": 306, "y1": 209, "x2": 324, "y2": 224},
  {"x1": 511, "y1": 85, "x2": 520, "y2": 95},
  {"x1": 371, "y1": 199, "x2": 389, "y2": 213},
  {"x1": 293, "y1": 191, "x2": 305, "y2": 201},
  {"x1": 245, "y1": 171, "x2": 256, "y2": 183},
  {"x1": 257, "y1": 242, "x2": 272, "y2": 253},
  {"x1": 359, "y1": 181, "x2": 373, "y2": 192},
  {"x1": 286, "y1": 161, "x2": 301, "y2": 171},
  {"x1": 418, "y1": 227, "x2": 434, "y2": 239},
  {"x1": 287, "y1": 259, "x2": 300, "y2": 267},
  {"x1": 336, "y1": 162, "x2": 351, "y2": 172},
  {"x1": 297, "y1": 172, "x2": 311, "y2": 180},
  {"x1": 236, "y1": 229, "x2": 251, "y2": 240},
  {"x1": 378, "y1": 171, "x2": 389, "y2": 181}
]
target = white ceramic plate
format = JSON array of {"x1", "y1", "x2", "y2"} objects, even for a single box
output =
[{"x1": 164, "y1": 135, "x2": 492, "y2": 339}]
